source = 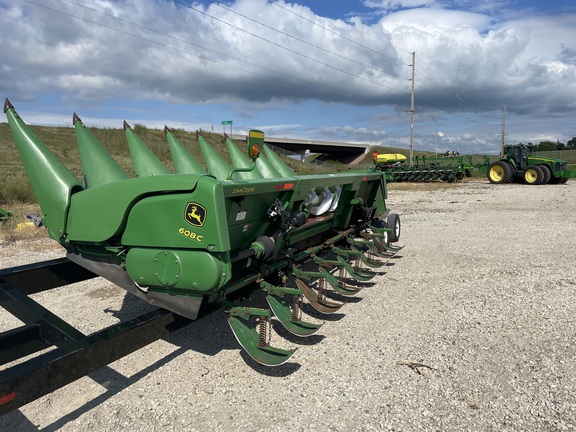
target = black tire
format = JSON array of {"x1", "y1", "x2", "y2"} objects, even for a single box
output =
[
  {"x1": 559, "y1": 177, "x2": 568, "y2": 184},
  {"x1": 386, "y1": 213, "x2": 401, "y2": 243},
  {"x1": 488, "y1": 161, "x2": 513, "y2": 184},
  {"x1": 524, "y1": 165, "x2": 544, "y2": 185},
  {"x1": 503, "y1": 161, "x2": 517, "y2": 183},
  {"x1": 538, "y1": 165, "x2": 551, "y2": 184}
]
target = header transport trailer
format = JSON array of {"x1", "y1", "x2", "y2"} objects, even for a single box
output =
[{"x1": 1, "y1": 99, "x2": 402, "y2": 414}]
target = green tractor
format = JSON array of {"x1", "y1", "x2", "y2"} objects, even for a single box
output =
[{"x1": 487, "y1": 144, "x2": 576, "y2": 185}]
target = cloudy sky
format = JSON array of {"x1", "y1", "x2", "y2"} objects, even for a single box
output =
[{"x1": 1, "y1": 0, "x2": 575, "y2": 154}]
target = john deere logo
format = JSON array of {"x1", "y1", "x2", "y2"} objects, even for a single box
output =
[{"x1": 185, "y1": 203, "x2": 206, "y2": 227}]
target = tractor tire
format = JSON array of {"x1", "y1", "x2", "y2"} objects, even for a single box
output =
[
  {"x1": 386, "y1": 212, "x2": 401, "y2": 243},
  {"x1": 524, "y1": 165, "x2": 544, "y2": 185},
  {"x1": 488, "y1": 161, "x2": 513, "y2": 184},
  {"x1": 559, "y1": 177, "x2": 568, "y2": 184},
  {"x1": 538, "y1": 165, "x2": 552, "y2": 184},
  {"x1": 503, "y1": 161, "x2": 515, "y2": 181}
]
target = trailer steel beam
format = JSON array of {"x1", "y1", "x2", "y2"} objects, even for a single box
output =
[{"x1": 0, "y1": 259, "x2": 210, "y2": 416}]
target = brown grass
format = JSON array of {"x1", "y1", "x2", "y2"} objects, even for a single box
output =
[
  {"x1": 387, "y1": 177, "x2": 484, "y2": 192},
  {"x1": 0, "y1": 121, "x2": 349, "y2": 206},
  {"x1": 0, "y1": 202, "x2": 48, "y2": 243}
]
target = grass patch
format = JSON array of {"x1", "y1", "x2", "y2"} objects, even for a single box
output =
[
  {"x1": 2, "y1": 120, "x2": 572, "y2": 207},
  {"x1": 0, "y1": 202, "x2": 48, "y2": 243},
  {"x1": 0, "y1": 121, "x2": 358, "y2": 206},
  {"x1": 388, "y1": 180, "x2": 463, "y2": 192}
]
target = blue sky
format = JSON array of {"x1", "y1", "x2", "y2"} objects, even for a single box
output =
[{"x1": 1, "y1": 0, "x2": 575, "y2": 155}]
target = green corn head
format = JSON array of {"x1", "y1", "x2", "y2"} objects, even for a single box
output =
[{"x1": 3, "y1": 98, "x2": 402, "y2": 366}]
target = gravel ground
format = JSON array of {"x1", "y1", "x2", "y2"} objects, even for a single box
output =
[{"x1": 1, "y1": 180, "x2": 575, "y2": 431}]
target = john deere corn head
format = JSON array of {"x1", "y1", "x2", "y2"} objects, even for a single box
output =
[{"x1": 1, "y1": 99, "x2": 401, "y2": 379}]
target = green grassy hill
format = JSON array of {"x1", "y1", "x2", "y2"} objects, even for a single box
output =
[
  {"x1": 0, "y1": 122, "x2": 338, "y2": 204},
  {"x1": 2, "y1": 120, "x2": 574, "y2": 205}
]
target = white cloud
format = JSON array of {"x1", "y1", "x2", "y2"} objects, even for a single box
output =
[
  {"x1": 1, "y1": 0, "x2": 575, "y2": 152},
  {"x1": 364, "y1": 0, "x2": 439, "y2": 11},
  {"x1": 379, "y1": 7, "x2": 493, "y2": 32}
]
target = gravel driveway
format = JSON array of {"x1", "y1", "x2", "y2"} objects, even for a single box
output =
[{"x1": 1, "y1": 180, "x2": 575, "y2": 431}]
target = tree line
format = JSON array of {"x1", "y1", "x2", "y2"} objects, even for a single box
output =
[{"x1": 521, "y1": 138, "x2": 576, "y2": 151}]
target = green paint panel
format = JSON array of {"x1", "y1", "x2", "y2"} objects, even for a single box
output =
[
  {"x1": 166, "y1": 129, "x2": 207, "y2": 175},
  {"x1": 66, "y1": 175, "x2": 202, "y2": 242},
  {"x1": 121, "y1": 176, "x2": 230, "y2": 252},
  {"x1": 75, "y1": 117, "x2": 129, "y2": 187},
  {"x1": 5, "y1": 104, "x2": 83, "y2": 241},
  {"x1": 263, "y1": 145, "x2": 296, "y2": 177},
  {"x1": 125, "y1": 247, "x2": 231, "y2": 292},
  {"x1": 228, "y1": 316, "x2": 297, "y2": 366},
  {"x1": 125, "y1": 124, "x2": 170, "y2": 177},
  {"x1": 198, "y1": 135, "x2": 231, "y2": 180},
  {"x1": 226, "y1": 137, "x2": 263, "y2": 180}
]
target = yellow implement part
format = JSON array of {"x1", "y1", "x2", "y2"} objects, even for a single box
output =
[{"x1": 376, "y1": 153, "x2": 407, "y2": 163}]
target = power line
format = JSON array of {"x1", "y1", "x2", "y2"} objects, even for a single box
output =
[
  {"x1": 269, "y1": 0, "x2": 409, "y2": 69},
  {"x1": 24, "y1": 0, "x2": 507, "y2": 142},
  {"x1": 209, "y1": 1, "x2": 409, "y2": 80},
  {"x1": 172, "y1": 0, "x2": 409, "y2": 95},
  {"x1": 28, "y1": 0, "x2": 393, "y2": 102},
  {"x1": 415, "y1": 57, "x2": 502, "y2": 118}
]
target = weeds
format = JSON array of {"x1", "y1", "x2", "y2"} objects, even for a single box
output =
[
  {"x1": 0, "y1": 202, "x2": 48, "y2": 243},
  {"x1": 3, "y1": 120, "x2": 550, "y2": 208}
]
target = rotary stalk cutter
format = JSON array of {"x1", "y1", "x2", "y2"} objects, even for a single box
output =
[{"x1": 2, "y1": 99, "x2": 402, "y2": 371}]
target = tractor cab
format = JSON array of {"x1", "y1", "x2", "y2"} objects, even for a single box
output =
[{"x1": 504, "y1": 144, "x2": 534, "y2": 169}]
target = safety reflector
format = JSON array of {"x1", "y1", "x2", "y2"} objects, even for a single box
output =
[
  {"x1": 274, "y1": 183, "x2": 294, "y2": 190},
  {"x1": 0, "y1": 392, "x2": 15, "y2": 405},
  {"x1": 251, "y1": 143, "x2": 260, "y2": 158}
]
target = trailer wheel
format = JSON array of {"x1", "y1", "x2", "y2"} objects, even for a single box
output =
[
  {"x1": 538, "y1": 165, "x2": 551, "y2": 184},
  {"x1": 524, "y1": 165, "x2": 543, "y2": 185},
  {"x1": 488, "y1": 161, "x2": 512, "y2": 184},
  {"x1": 386, "y1": 213, "x2": 401, "y2": 243}
]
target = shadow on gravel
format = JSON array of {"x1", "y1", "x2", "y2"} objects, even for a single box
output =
[
  {"x1": 1, "y1": 251, "x2": 386, "y2": 429},
  {"x1": 239, "y1": 350, "x2": 301, "y2": 375},
  {"x1": 29, "y1": 348, "x2": 189, "y2": 432}
]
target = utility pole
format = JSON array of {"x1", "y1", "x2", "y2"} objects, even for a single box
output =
[
  {"x1": 430, "y1": 115, "x2": 437, "y2": 148},
  {"x1": 501, "y1": 105, "x2": 506, "y2": 156},
  {"x1": 409, "y1": 51, "x2": 416, "y2": 166}
]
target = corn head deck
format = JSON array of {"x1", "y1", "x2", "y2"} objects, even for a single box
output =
[{"x1": 1, "y1": 98, "x2": 402, "y2": 413}]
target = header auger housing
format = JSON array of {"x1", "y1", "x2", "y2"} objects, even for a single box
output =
[{"x1": 2, "y1": 98, "x2": 402, "y2": 370}]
